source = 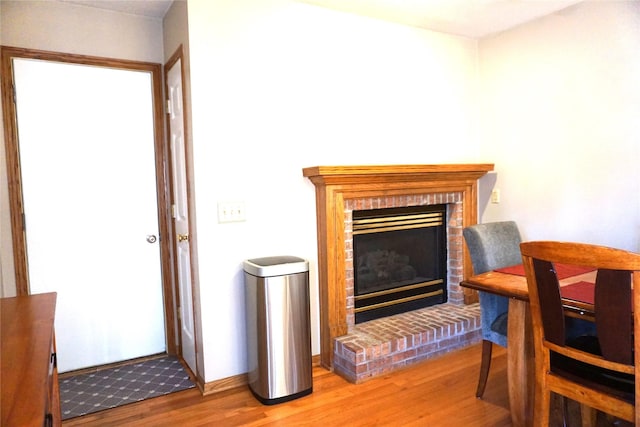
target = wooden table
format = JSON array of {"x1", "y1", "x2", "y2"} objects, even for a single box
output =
[{"x1": 461, "y1": 269, "x2": 596, "y2": 427}]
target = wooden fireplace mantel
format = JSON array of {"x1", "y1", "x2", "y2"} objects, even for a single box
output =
[
  {"x1": 303, "y1": 164, "x2": 494, "y2": 185},
  {"x1": 303, "y1": 164, "x2": 494, "y2": 369}
]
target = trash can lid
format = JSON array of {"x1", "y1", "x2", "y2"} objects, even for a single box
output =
[{"x1": 243, "y1": 256, "x2": 308, "y2": 277}]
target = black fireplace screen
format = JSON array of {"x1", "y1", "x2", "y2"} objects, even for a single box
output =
[{"x1": 353, "y1": 205, "x2": 447, "y2": 323}]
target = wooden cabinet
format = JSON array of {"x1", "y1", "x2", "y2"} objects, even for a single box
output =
[{"x1": 1, "y1": 293, "x2": 60, "y2": 426}]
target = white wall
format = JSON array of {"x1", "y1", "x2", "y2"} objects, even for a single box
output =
[
  {"x1": 0, "y1": 1, "x2": 164, "y2": 62},
  {"x1": 187, "y1": 0, "x2": 481, "y2": 382},
  {"x1": 163, "y1": 0, "x2": 190, "y2": 61},
  {"x1": 478, "y1": 1, "x2": 640, "y2": 251},
  {"x1": 0, "y1": 74, "x2": 11, "y2": 298}
]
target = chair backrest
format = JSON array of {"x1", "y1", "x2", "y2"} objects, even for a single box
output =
[
  {"x1": 521, "y1": 241, "x2": 640, "y2": 417},
  {"x1": 463, "y1": 221, "x2": 522, "y2": 274}
]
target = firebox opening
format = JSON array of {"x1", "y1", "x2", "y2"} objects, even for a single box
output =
[{"x1": 353, "y1": 204, "x2": 447, "y2": 323}]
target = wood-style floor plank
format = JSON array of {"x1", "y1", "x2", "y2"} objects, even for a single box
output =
[{"x1": 62, "y1": 344, "x2": 511, "y2": 426}]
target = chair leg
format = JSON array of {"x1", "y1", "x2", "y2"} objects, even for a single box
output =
[
  {"x1": 476, "y1": 340, "x2": 493, "y2": 398},
  {"x1": 533, "y1": 384, "x2": 551, "y2": 427}
]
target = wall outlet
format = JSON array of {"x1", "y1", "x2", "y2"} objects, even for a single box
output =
[
  {"x1": 217, "y1": 201, "x2": 246, "y2": 223},
  {"x1": 491, "y1": 189, "x2": 501, "y2": 204}
]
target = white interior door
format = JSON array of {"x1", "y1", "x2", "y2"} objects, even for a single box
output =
[
  {"x1": 167, "y1": 58, "x2": 197, "y2": 374},
  {"x1": 13, "y1": 58, "x2": 166, "y2": 373}
]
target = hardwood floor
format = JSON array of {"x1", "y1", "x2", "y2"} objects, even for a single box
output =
[{"x1": 62, "y1": 343, "x2": 510, "y2": 426}]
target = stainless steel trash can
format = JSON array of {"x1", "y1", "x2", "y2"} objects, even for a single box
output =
[{"x1": 244, "y1": 256, "x2": 312, "y2": 405}]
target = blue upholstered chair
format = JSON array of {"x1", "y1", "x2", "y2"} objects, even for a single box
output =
[{"x1": 463, "y1": 221, "x2": 522, "y2": 398}]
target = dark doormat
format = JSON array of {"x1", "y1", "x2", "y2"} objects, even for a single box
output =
[{"x1": 60, "y1": 355, "x2": 195, "y2": 420}]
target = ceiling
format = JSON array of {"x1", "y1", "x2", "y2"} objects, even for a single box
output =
[
  {"x1": 299, "y1": 0, "x2": 584, "y2": 38},
  {"x1": 58, "y1": 0, "x2": 173, "y2": 18},
  {"x1": 58, "y1": 0, "x2": 584, "y2": 38}
]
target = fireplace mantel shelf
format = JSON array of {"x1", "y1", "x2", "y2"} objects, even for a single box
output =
[
  {"x1": 303, "y1": 164, "x2": 494, "y2": 185},
  {"x1": 303, "y1": 164, "x2": 494, "y2": 370}
]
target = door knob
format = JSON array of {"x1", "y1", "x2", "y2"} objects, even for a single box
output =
[
  {"x1": 146, "y1": 235, "x2": 157, "y2": 243},
  {"x1": 177, "y1": 233, "x2": 189, "y2": 242}
]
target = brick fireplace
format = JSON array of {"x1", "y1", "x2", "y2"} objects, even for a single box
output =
[{"x1": 303, "y1": 164, "x2": 494, "y2": 381}]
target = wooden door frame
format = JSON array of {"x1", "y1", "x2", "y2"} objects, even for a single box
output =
[{"x1": 0, "y1": 45, "x2": 178, "y2": 355}]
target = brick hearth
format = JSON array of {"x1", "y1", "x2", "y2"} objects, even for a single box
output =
[
  {"x1": 303, "y1": 164, "x2": 494, "y2": 379},
  {"x1": 333, "y1": 303, "x2": 481, "y2": 383}
]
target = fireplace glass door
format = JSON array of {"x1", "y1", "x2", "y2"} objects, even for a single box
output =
[{"x1": 353, "y1": 205, "x2": 447, "y2": 323}]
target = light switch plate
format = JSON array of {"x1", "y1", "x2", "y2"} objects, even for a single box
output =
[{"x1": 217, "y1": 201, "x2": 246, "y2": 223}]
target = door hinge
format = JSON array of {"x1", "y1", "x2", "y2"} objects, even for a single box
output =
[
  {"x1": 12, "y1": 84, "x2": 17, "y2": 104},
  {"x1": 171, "y1": 204, "x2": 177, "y2": 218},
  {"x1": 166, "y1": 99, "x2": 172, "y2": 115}
]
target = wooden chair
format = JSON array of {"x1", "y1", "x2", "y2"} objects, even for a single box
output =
[
  {"x1": 463, "y1": 221, "x2": 522, "y2": 397},
  {"x1": 520, "y1": 241, "x2": 640, "y2": 425}
]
